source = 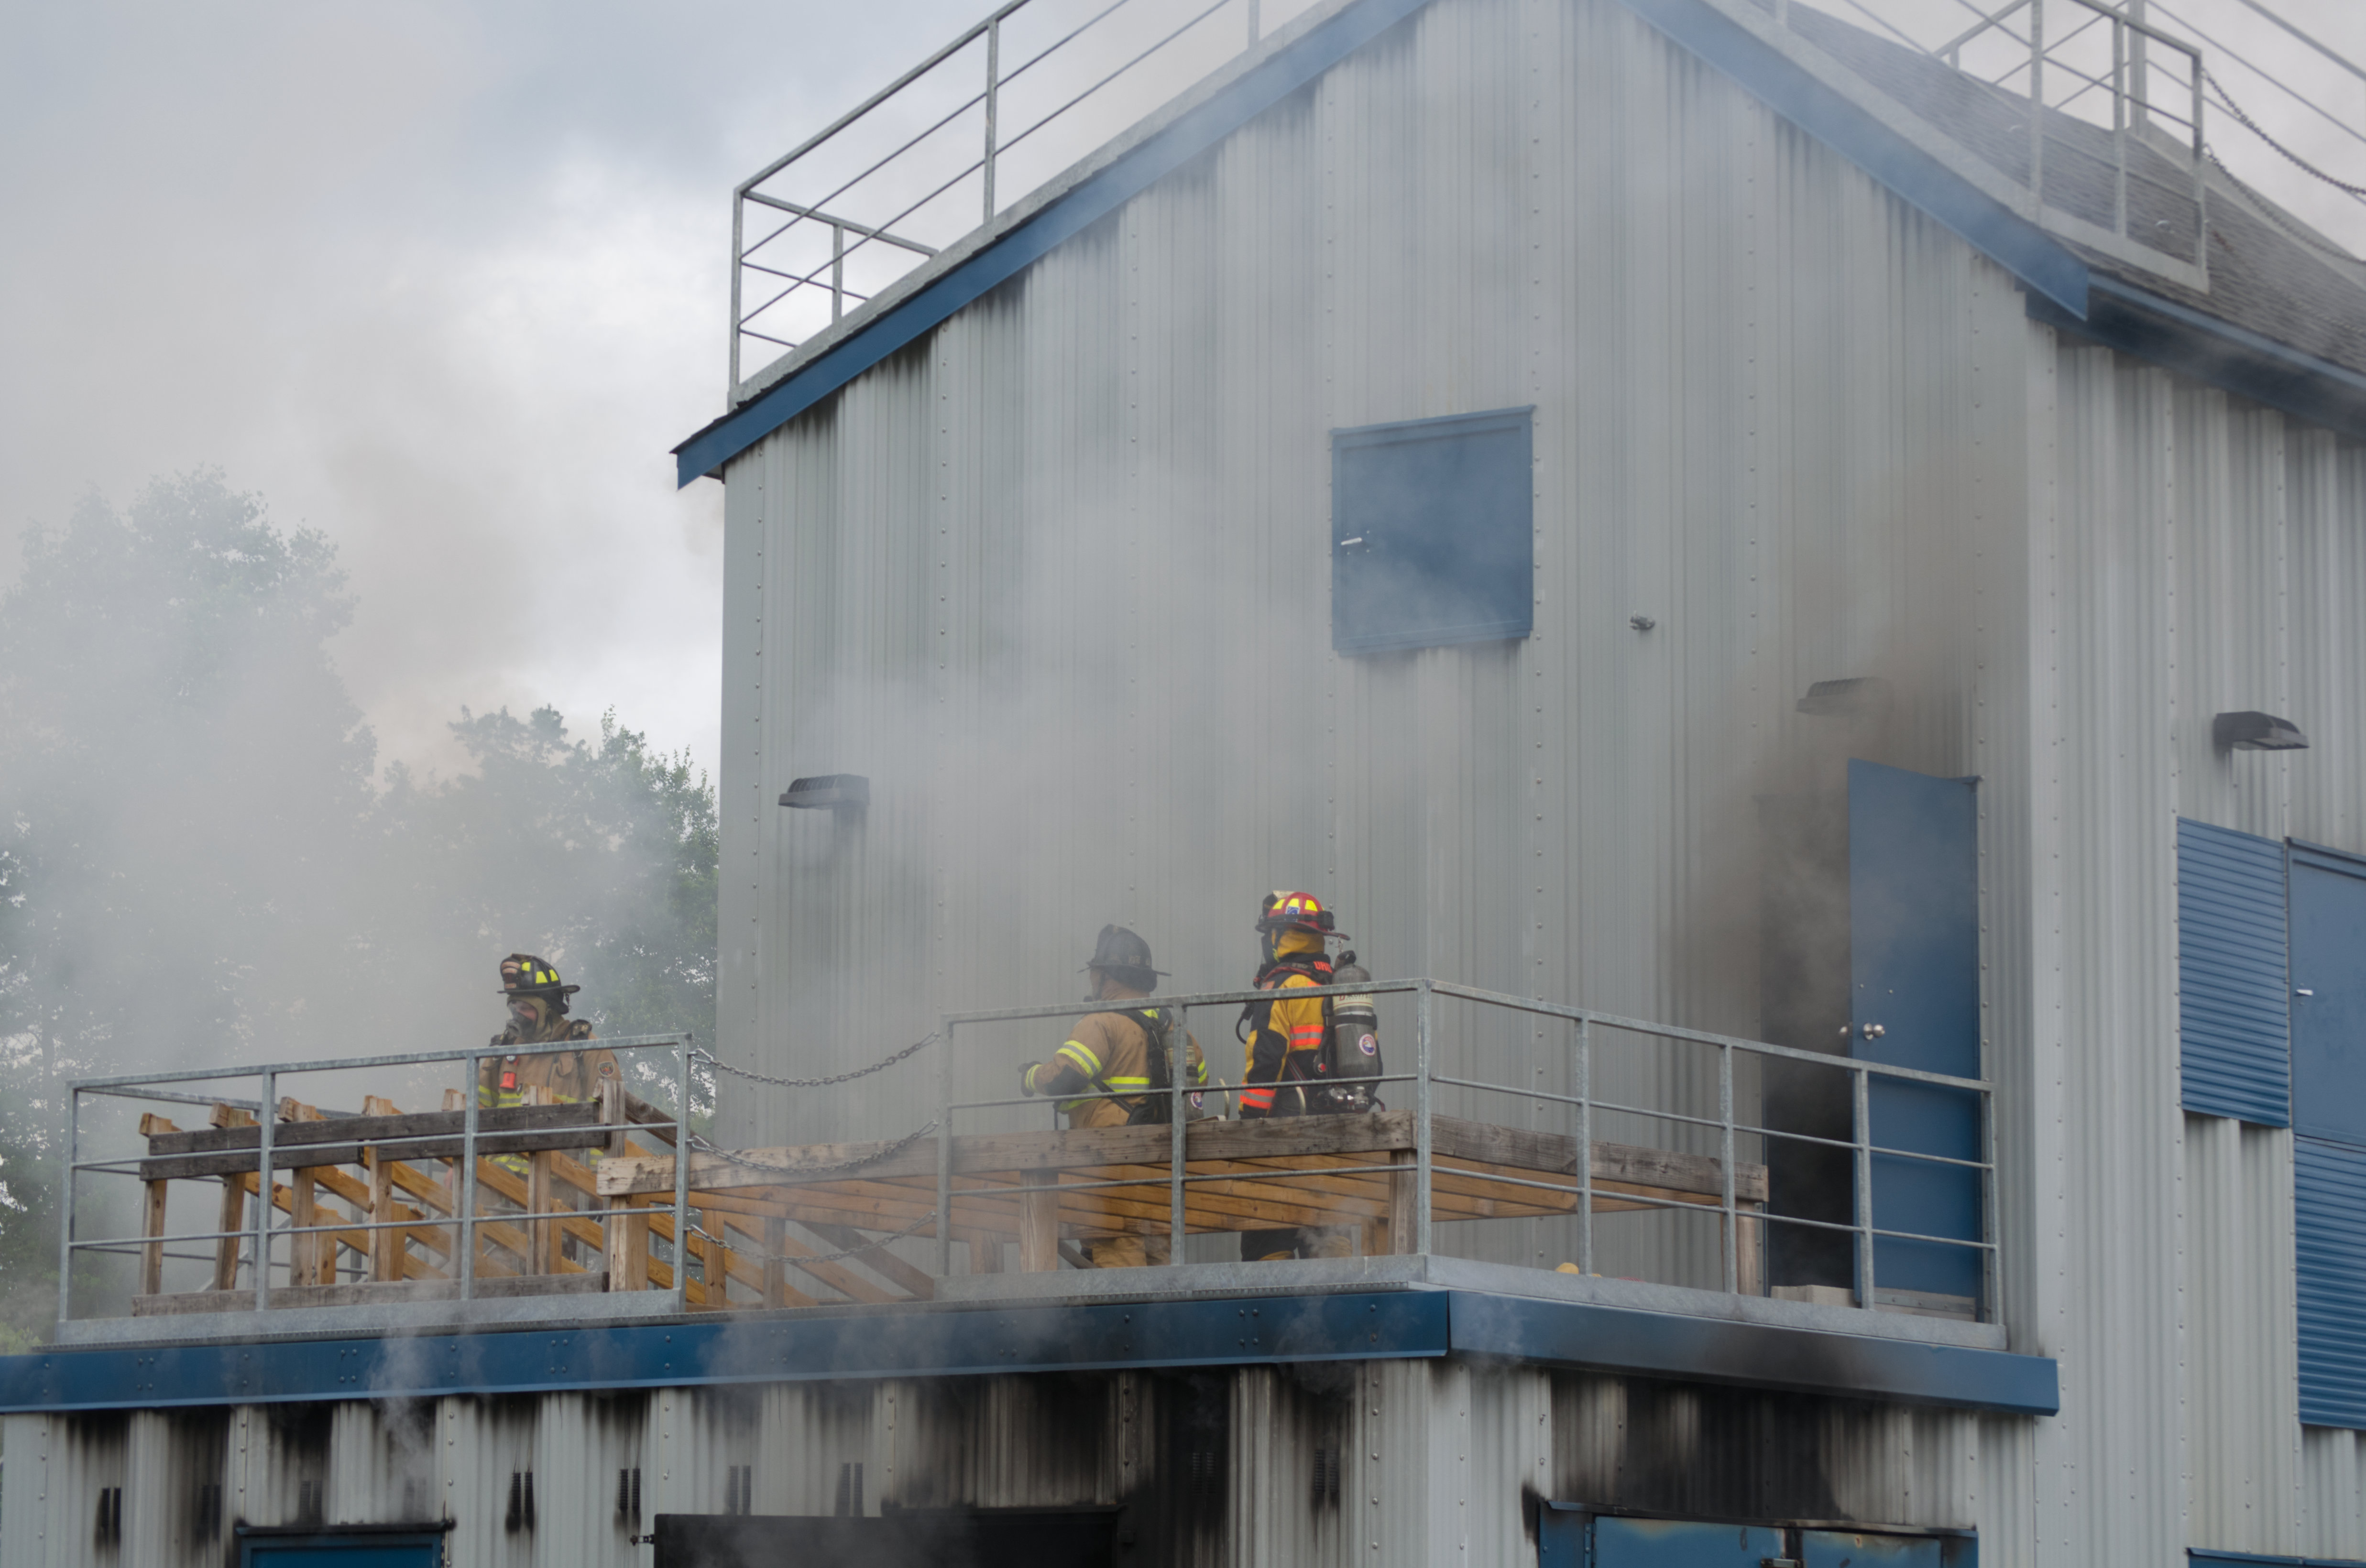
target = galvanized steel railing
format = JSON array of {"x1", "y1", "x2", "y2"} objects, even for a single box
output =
[
  {"x1": 728, "y1": 0, "x2": 1318, "y2": 403},
  {"x1": 939, "y1": 977, "x2": 2000, "y2": 1320},
  {"x1": 58, "y1": 1035, "x2": 699, "y2": 1322}
]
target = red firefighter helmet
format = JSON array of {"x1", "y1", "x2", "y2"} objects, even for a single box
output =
[{"x1": 1255, "y1": 890, "x2": 1343, "y2": 939}]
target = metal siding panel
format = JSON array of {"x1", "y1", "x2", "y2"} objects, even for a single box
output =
[
  {"x1": 2179, "y1": 818, "x2": 2293, "y2": 1126},
  {"x1": 2297, "y1": 1136, "x2": 2366, "y2": 1429},
  {"x1": 2187, "y1": 1114, "x2": 2304, "y2": 1557},
  {"x1": 2, "y1": 1411, "x2": 50, "y2": 1568},
  {"x1": 2039, "y1": 339, "x2": 2190, "y2": 1568}
]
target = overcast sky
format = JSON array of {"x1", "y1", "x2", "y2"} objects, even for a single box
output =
[{"x1": 3, "y1": 0, "x2": 2361, "y2": 783}]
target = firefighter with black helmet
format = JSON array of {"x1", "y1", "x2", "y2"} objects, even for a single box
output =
[
  {"x1": 1237, "y1": 891, "x2": 1356, "y2": 1260},
  {"x1": 1017, "y1": 925, "x2": 1209, "y2": 1267}
]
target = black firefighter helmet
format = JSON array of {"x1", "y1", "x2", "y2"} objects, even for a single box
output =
[
  {"x1": 498, "y1": 953, "x2": 581, "y2": 1014},
  {"x1": 1083, "y1": 925, "x2": 1167, "y2": 994}
]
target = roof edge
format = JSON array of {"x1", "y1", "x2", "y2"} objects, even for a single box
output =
[{"x1": 2032, "y1": 275, "x2": 2366, "y2": 439}]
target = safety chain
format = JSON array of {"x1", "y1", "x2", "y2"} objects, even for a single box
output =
[
  {"x1": 687, "y1": 1210, "x2": 935, "y2": 1268},
  {"x1": 690, "y1": 1033, "x2": 938, "y2": 1089},
  {"x1": 2202, "y1": 147, "x2": 2366, "y2": 277},
  {"x1": 685, "y1": 1119, "x2": 941, "y2": 1177},
  {"x1": 2203, "y1": 68, "x2": 2366, "y2": 203}
]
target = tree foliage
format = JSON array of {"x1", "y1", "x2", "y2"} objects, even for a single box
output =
[{"x1": 0, "y1": 473, "x2": 717, "y2": 1344}]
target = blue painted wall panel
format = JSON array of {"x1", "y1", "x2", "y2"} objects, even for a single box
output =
[
  {"x1": 1848, "y1": 760, "x2": 1983, "y2": 1303},
  {"x1": 2178, "y1": 819, "x2": 2291, "y2": 1125},
  {"x1": 2292, "y1": 844, "x2": 2366, "y2": 1145},
  {"x1": 1594, "y1": 1516, "x2": 1787, "y2": 1565},
  {"x1": 2297, "y1": 1136, "x2": 2366, "y2": 1428},
  {"x1": 1331, "y1": 408, "x2": 1534, "y2": 654}
]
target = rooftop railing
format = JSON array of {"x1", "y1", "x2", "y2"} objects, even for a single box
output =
[{"x1": 725, "y1": 0, "x2": 2366, "y2": 400}]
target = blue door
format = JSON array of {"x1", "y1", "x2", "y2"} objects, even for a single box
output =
[
  {"x1": 239, "y1": 1533, "x2": 443, "y2": 1567},
  {"x1": 1848, "y1": 760, "x2": 1983, "y2": 1306},
  {"x1": 1593, "y1": 1516, "x2": 1786, "y2": 1565},
  {"x1": 2291, "y1": 843, "x2": 2366, "y2": 1146}
]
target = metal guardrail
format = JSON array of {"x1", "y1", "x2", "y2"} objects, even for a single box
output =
[
  {"x1": 60, "y1": 1034, "x2": 698, "y2": 1321},
  {"x1": 938, "y1": 977, "x2": 2001, "y2": 1321},
  {"x1": 728, "y1": 0, "x2": 1316, "y2": 403},
  {"x1": 67, "y1": 991, "x2": 1997, "y2": 1322}
]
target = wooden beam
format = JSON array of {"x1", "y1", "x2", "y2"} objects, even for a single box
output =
[
  {"x1": 141, "y1": 1101, "x2": 605, "y2": 1180},
  {"x1": 796, "y1": 1222, "x2": 936, "y2": 1300},
  {"x1": 140, "y1": 1179, "x2": 169, "y2": 1297},
  {"x1": 1019, "y1": 1171, "x2": 1061, "y2": 1272}
]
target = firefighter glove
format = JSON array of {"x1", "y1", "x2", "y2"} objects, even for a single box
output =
[{"x1": 1019, "y1": 1062, "x2": 1039, "y2": 1097}]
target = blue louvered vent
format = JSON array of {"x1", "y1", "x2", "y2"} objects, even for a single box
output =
[
  {"x1": 2298, "y1": 1137, "x2": 2366, "y2": 1428},
  {"x1": 2178, "y1": 819, "x2": 2290, "y2": 1125}
]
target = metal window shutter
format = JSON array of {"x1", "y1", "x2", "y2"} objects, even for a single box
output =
[
  {"x1": 2178, "y1": 819, "x2": 2291, "y2": 1125},
  {"x1": 2297, "y1": 1136, "x2": 2366, "y2": 1428}
]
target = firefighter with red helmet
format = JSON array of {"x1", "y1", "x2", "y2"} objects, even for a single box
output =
[{"x1": 1236, "y1": 892, "x2": 1356, "y2": 1260}]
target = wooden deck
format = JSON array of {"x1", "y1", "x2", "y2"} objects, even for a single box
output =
[{"x1": 127, "y1": 1096, "x2": 1765, "y2": 1314}]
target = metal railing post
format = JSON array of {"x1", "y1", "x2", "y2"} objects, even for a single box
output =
[
  {"x1": 460, "y1": 1054, "x2": 480, "y2": 1301},
  {"x1": 935, "y1": 1022, "x2": 955, "y2": 1276},
  {"x1": 2028, "y1": 0, "x2": 2046, "y2": 218},
  {"x1": 1169, "y1": 1005, "x2": 1187, "y2": 1263},
  {"x1": 1575, "y1": 1018, "x2": 1592, "y2": 1277},
  {"x1": 728, "y1": 194, "x2": 746, "y2": 403},
  {"x1": 57, "y1": 1084, "x2": 78, "y2": 1328},
  {"x1": 1853, "y1": 1066, "x2": 1876, "y2": 1310},
  {"x1": 1982, "y1": 1086, "x2": 2001, "y2": 1325},
  {"x1": 1719, "y1": 1041, "x2": 1737, "y2": 1296},
  {"x1": 2112, "y1": 17, "x2": 2129, "y2": 238},
  {"x1": 254, "y1": 1069, "x2": 276, "y2": 1313},
  {"x1": 2128, "y1": 0, "x2": 2150, "y2": 132},
  {"x1": 2190, "y1": 54, "x2": 2208, "y2": 275},
  {"x1": 1413, "y1": 981, "x2": 1435, "y2": 1256},
  {"x1": 673, "y1": 1037, "x2": 694, "y2": 1313},
  {"x1": 831, "y1": 223, "x2": 846, "y2": 323},
  {"x1": 982, "y1": 18, "x2": 1001, "y2": 223}
]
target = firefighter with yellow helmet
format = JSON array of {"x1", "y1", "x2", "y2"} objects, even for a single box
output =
[
  {"x1": 1017, "y1": 925, "x2": 1209, "y2": 1267},
  {"x1": 479, "y1": 954, "x2": 618, "y2": 1176}
]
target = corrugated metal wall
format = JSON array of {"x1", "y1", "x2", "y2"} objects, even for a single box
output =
[
  {"x1": 2040, "y1": 340, "x2": 2366, "y2": 1561},
  {"x1": 0, "y1": 1365, "x2": 1989, "y2": 1566},
  {"x1": 715, "y1": 0, "x2": 2021, "y2": 1295}
]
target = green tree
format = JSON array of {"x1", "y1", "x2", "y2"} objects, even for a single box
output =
[
  {"x1": 375, "y1": 705, "x2": 718, "y2": 1051},
  {"x1": 0, "y1": 473, "x2": 720, "y2": 1341}
]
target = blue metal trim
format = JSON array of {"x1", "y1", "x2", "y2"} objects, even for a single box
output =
[
  {"x1": 674, "y1": 0, "x2": 1439, "y2": 486},
  {"x1": 1446, "y1": 1293, "x2": 2059, "y2": 1415},
  {"x1": 1610, "y1": 0, "x2": 2088, "y2": 320},
  {"x1": 2030, "y1": 278, "x2": 2366, "y2": 442},
  {"x1": 2185, "y1": 1550, "x2": 2366, "y2": 1567},
  {"x1": 0, "y1": 1291, "x2": 1447, "y2": 1413},
  {"x1": 0, "y1": 1287, "x2": 2059, "y2": 1415}
]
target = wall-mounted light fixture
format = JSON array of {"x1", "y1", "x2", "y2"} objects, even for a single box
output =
[
  {"x1": 2212, "y1": 712, "x2": 2309, "y2": 751},
  {"x1": 1795, "y1": 677, "x2": 1894, "y2": 719},
  {"x1": 780, "y1": 774, "x2": 870, "y2": 811}
]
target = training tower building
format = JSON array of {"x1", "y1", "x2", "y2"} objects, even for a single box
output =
[{"x1": 10, "y1": 0, "x2": 2366, "y2": 1563}]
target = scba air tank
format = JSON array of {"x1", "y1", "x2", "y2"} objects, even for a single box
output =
[{"x1": 1326, "y1": 955, "x2": 1382, "y2": 1110}]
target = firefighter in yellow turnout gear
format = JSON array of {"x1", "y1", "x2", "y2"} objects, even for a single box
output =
[
  {"x1": 1237, "y1": 891, "x2": 1356, "y2": 1261},
  {"x1": 478, "y1": 954, "x2": 617, "y2": 1179},
  {"x1": 1018, "y1": 926, "x2": 1208, "y2": 1267}
]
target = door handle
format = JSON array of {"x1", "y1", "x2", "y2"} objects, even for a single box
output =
[
  {"x1": 1862, "y1": 1024, "x2": 1886, "y2": 1039},
  {"x1": 2297, "y1": 988, "x2": 2315, "y2": 997}
]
